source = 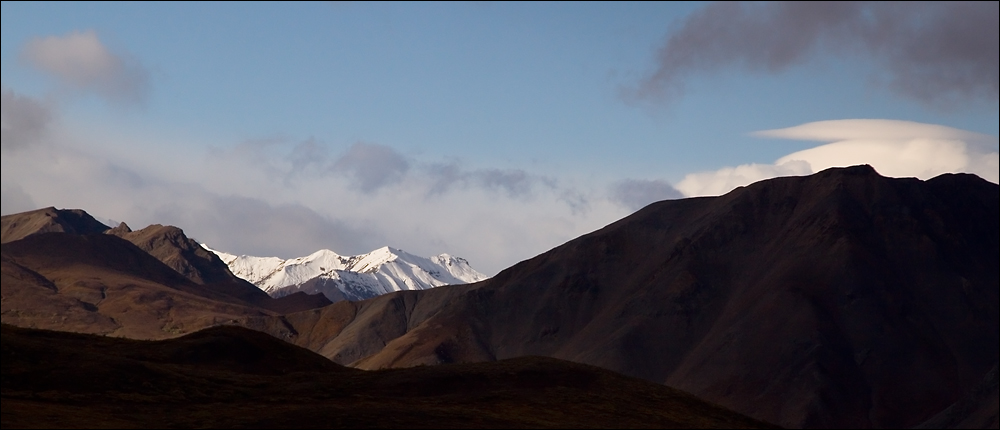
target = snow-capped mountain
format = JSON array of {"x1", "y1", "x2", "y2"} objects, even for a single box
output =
[{"x1": 203, "y1": 245, "x2": 487, "y2": 302}]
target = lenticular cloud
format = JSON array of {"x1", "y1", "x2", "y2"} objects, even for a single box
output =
[{"x1": 676, "y1": 119, "x2": 999, "y2": 197}]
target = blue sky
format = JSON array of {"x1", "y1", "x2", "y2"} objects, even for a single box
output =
[{"x1": 2, "y1": 2, "x2": 998, "y2": 274}]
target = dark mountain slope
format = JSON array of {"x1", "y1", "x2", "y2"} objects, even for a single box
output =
[
  {"x1": 260, "y1": 166, "x2": 998, "y2": 428},
  {"x1": 918, "y1": 363, "x2": 1000, "y2": 429},
  {"x1": 1, "y1": 324, "x2": 773, "y2": 429}
]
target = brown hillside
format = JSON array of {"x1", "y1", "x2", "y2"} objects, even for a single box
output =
[
  {"x1": 0, "y1": 232, "x2": 282, "y2": 339},
  {"x1": 0, "y1": 206, "x2": 110, "y2": 244},
  {"x1": 0, "y1": 207, "x2": 330, "y2": 319}
]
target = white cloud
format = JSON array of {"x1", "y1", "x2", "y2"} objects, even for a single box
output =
[
  {"x1": 676, "y1": 161, "x2": 812, "y2": 197},
  {"x1": 1, "y1": 183, "x2": 36, "y2": 215},
  {"x1": 609, "y1": 179, "x2": 683, "y2": 212},
  {"x1": 20, "y1": 30, "x2": 149, "y2": 104},
  {"x1": 0, "y1": 101, "x2": 631, "y2": 274},
  {"x1": 677, "y1": 119, "x2": 999, "y2": 197},
  {"x1": 753, "y1": 119, "x2": 990, "y2": 142}
]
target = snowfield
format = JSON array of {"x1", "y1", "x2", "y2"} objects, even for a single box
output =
[{"x1": 204, "y1": 245, "x2": 487, "y2": 302}]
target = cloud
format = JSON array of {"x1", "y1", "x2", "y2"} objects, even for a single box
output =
[
  {"x1": 1, "y1": 88, "x2": 53, "y2": 152},
  {"x1": 0, "y1": 116, "x2": 631, "y2": 274},
  {"x1": 427, "y1": 163, "x2": 554, "y2": 199},
  {"x1": 630, "y1": 1, "x2": 999, "y2": 108},
  {"x1": 151, "y1": 195, "x2": 378, "y2": 260},
  {"x1": 332, "y1": 142, "x2": 411, "y2": 192},
  {"x1": 752, "y1": 119, "x2": 990, "y2": 142},
  {"x1": 676, "y1": 119, "x2": 999, "y2": 197},
  {"x1": 610, "y1": 179, "x2": 683, "y2": 211},
  {"x1": 1, "y1": 184, "x2": 37, "y2": 216},
  {"x1": 676, "y1": 161, "x2": 812, "y2": 198},
  {"x1": 20, "y1": 30, "x2": 149, "y2": 104}
]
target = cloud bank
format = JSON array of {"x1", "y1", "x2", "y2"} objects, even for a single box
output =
[
  {"x1": 20, "y1": 30, "x2": 149, "y2": 104},
  {"x1": 677, "y1": 119, "x2": 1000, "y2": 197},
  {"x1": 609, "y1": 179, "x2": 683, "y2": 211},
  {"x1": 4, "y1": 89, "x2": 993, "y2": 273},
  {"x1": 1, "y1": 88, "x2": 53, "y2": 152},
  {"x1": 0, "y1": 92, "x2": 645, "y2": 274},
  {"x1": 630, "y1": 1, "x2": 999, "y2": 108}
]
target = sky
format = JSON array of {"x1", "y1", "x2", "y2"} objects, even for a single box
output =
[{"x1": 2, "y1": 1, "x2": 997, "y2": 275}]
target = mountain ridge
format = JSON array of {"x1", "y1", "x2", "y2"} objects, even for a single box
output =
[
  {"x1": 2, "y1": 166, "x2": 996, "y2": 428},
  {"x1": 0, "y1": 209, "x2": 331, "y2": 338},
  {"x1": 244, "y1": 165, "x2": 999, "y2": 428},
  {"x1": 206, "y1": 244, "x2": 487, "y2": 302}
]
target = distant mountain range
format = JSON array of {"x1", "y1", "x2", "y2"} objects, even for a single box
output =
[
  {"x1": 2, "y1": 165, "x2": 996, "y2": 429},
  {"x1": 204, "y1": 245, "x2": 487, "y2": 302}
]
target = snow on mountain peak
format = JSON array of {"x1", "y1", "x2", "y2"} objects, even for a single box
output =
[{"x1": 201, "y1": 244, "x2": 488, "y2": 302}]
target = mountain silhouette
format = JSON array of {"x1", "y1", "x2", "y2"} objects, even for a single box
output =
[{"x1": 253, "y1": 166, "x2": 998, "y2": 428}]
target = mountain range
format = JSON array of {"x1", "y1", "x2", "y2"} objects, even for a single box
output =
[
  {"x1": 205, "y1": 245, "x2": 486, "y2": 302},
  {"x1": 235, "y1": 165, "x2": 1000, "y2": 428},
  {"x1": 1, "y1": 207, "x2": 330, "y2": 338},
  {"x1": 2, "y1": 165, "x2": 997, "y2": 429}
]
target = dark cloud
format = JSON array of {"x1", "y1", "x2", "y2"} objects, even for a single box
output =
[
  {"x1": 476, "y1": 168, "x2": 541, "y2": 196},
  {"x1": 20, "y1": 30, "x2": 150, "y2": 104},
  {"x1": 1, "y1": 184, "x2": 37, "y2": 216},
  {"x1": 630, "y1": 1, "x2": 998, "y2": 108},
  {"x1": 332, "y1": 142, "x2": 411, "y2": 192},
  {"x1": 558, "y1": 189, "x2": 591, "y2": 216},
  {"x1": 610, "y1": 179, "x2": 683, "y2": 211},
  {"x1": 427, "y1": 162, "x2": 555, "y2": 198},
  {"x1": 1, "y1": 88, "x2": 53, "y2": 151},
  {"x1": 151, "y1": 195, "x2": 379, "y2": 259},
  {"x1": 288, "y1": 138, "x2": 329, "y2": 172}
]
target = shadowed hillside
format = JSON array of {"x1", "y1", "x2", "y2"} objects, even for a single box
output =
[
  {"x1": 0, "y1": 324, "x2": 774, "y2": 429},
  {"x1": 251, "y1": 166, "x2": 998, "y2": 428}
]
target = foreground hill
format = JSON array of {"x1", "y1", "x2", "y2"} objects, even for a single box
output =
[
  {"x1": 0, "y1": 324, "x2": 772, "y2": 429},
  {"x1": 252, "y1": 166, "x2": 998, "y2": 428}
]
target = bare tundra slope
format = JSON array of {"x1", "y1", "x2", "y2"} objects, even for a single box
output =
[
  {"x1": 252, "y1": 166, "x2": 998, "y2": 428},
  {"x1": 1, "y1": 324, "x2": 774, "y2": 429}
]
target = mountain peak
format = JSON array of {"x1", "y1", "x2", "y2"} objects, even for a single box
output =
[
  {"x1": 308, "y1": 167, "x2": 997, "y2": 428},
  {"x1": 207, "y1": 245, "x2": 487, "y2": 302},
  {"x1": 106, "y1": 221, "x2": 132, "y2": 235},
  {"x1": 1, "y1": 207, "x2": 111, "y2": 244}
]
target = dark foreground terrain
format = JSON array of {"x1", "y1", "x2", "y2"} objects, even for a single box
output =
[{"x1": 0, "y1": 324, "x2": 773, "y2": 429}]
